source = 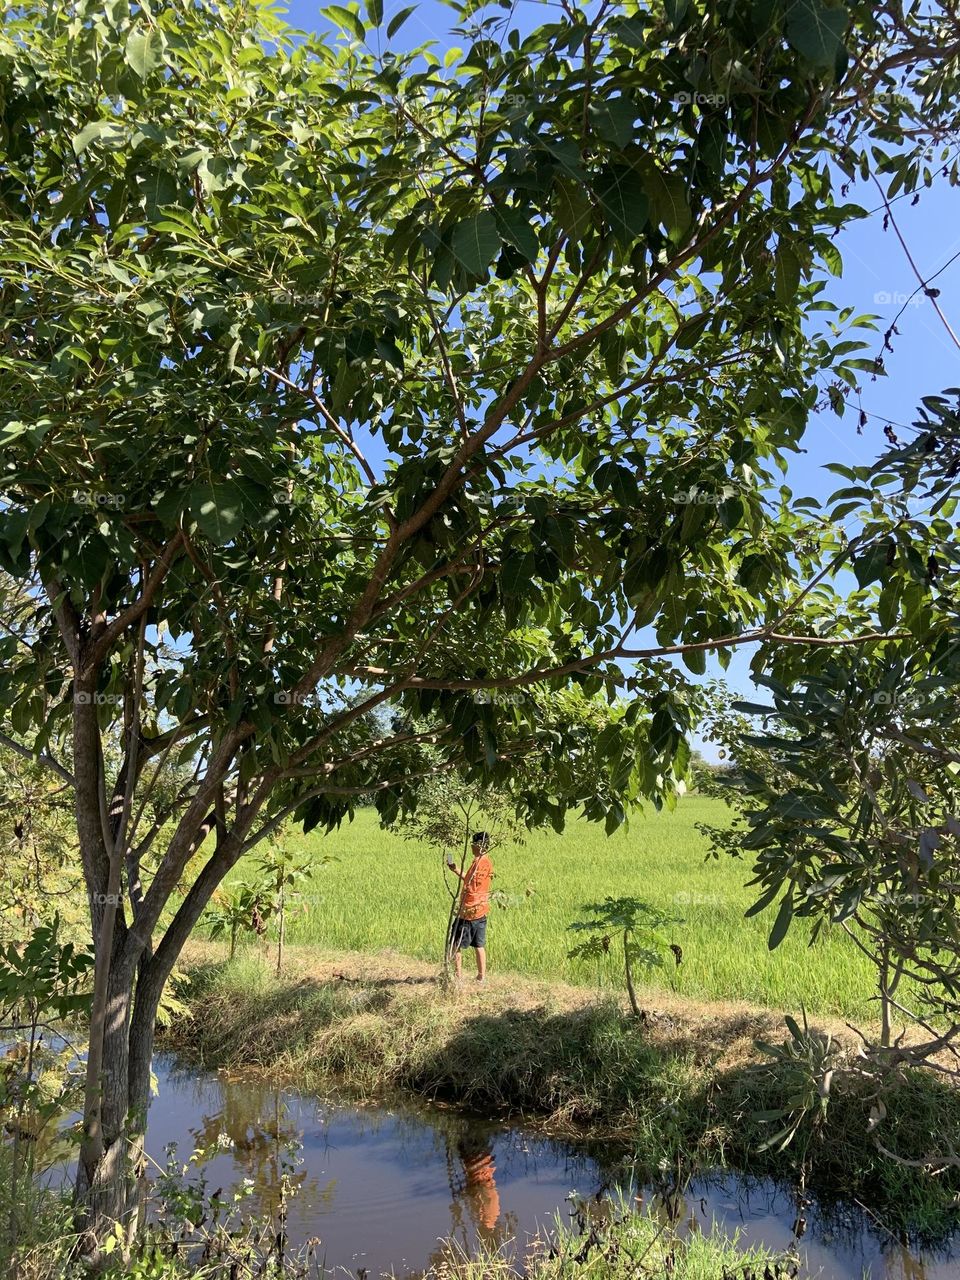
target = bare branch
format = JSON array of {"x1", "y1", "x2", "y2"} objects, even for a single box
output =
[{"x1": 0, "y1": 731, "x2": 75, "y2": 787}]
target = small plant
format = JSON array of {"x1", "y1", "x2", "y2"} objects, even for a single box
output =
[
  {"x1": 255, "y1": 843, "x2": 327, "y2": 977},
  {"x1": 567, "y1": 897, "x2": 682, "y2": 1017},
  {"x1": 204, "y1": 884, "x2": 272, "y2": 961},
  {"x1": 205, "y1": 837, "x2": 330, "y2": 975},
  {"x1": 751, "y1": 1007, "x2": 841, "y2": 1154},
  {"x1": 0, "y1": 915, "x2": 92, "y2": 1257}
]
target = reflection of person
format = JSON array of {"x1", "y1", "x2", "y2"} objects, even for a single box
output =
[
  {"x1": 457, "y1": 1135, "x2": 501, "y2": 1234},
  {"x1": 447, "y1": 833, "x2": 493, "y2": 982}
]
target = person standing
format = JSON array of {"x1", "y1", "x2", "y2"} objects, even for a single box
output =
[{"x1": 447, "y1": 832, "x2": 493, "y2": 982}]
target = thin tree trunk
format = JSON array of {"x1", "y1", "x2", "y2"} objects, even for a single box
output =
[
  {"x1": 623, "y1": 929, "x2": 641, "y2": 1018},
  {"x1": 442, "y1": 812, "x2": 472, "y2": 983},
  {"x1": 879, "y1": 942, "x2": 892, "y2": 1049},
  {"x1": 72, "y1": 802, "x2": 227, "y2": 1257},
  {"x1": 6, "y1": 1005, "x2": 39, "y2": 1255},
  {"x1": 126, "y1": 971, "x2": 162, "y2": 1244},
  {"x1": 276, "y1": 882, "x2": 284, "y2": 977}
]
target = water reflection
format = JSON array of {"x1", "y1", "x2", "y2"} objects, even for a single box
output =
[
  {"x1": 457, "y1": 1135, "x2": 501, "y2": 1235},
  {"x1": 135, "y1": 1055, "x2": 957, "y2": 1280}
]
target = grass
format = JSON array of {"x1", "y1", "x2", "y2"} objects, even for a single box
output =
[
  {"x1": 427, "y1": 1197, "x2": 796, "y2": 1280},
  {"x1": 237, "y1": 797, "x2": 879, "y2": 1021},
  {"x1": 169, "y1": 946, "x2": 960, "y2": 1241},
  {"x1": 2, "y1": 1181, "x2": 797, "y2": 1280}
]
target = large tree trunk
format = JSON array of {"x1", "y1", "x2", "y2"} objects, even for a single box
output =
[
  {"x1": 73, "y1": 956, "x2": 135, "y2": 1258},
  {"x1": 125, "y1": 963, "x2": 162, "y2": 1243},
  {"x1": 72, "y1": 673, "x2": 134, "y2": 1262},
  {"x1": 69, "y1": 664, "x2": 247, "y2": 1261},
  {"x1": 72, "y1": 943, "x2": 187, "y2": 1259}
]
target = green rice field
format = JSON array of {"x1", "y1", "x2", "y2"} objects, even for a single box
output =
[{"x1": 230, "y1": 796, "x2": 878, "y2": 1021}]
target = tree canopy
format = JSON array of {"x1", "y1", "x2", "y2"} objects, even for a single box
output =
[{"x1": 3, "y1": 0, "x2": 960, "y2": 1250}]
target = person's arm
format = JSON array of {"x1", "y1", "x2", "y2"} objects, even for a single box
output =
[{"x1": 446, "y1": 858, "x2": 466, "y2": 881}]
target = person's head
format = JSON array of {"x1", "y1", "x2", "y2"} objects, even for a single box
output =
[{"x1": 472, "y1": 831, "x2": 490, "y2": 856}]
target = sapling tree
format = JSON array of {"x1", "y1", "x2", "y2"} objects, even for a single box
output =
[
  {"x1": 567, "y1": 896, "x2": 682, "y2": 1017},
  {"x1": 255, "y1": 842, "x2": 323, "y2": 977},
  {"x1": 204, "y1": 882, "x2": 272, "y2": 962},
  {"x1": 3, "y1": 0, "x2": 960, "y2": 1255},
  {"x1": 396, "y1": 775, "x2": 526, "y2": 978}
]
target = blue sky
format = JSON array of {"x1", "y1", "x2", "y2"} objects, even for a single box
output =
[{"x1": 282, "y1": 0, "x2": 960, "y2": 756}]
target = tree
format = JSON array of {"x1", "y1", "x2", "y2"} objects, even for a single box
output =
[
  {"x1": 701, "y1": 391, "x2": 960, "y2": 1152},
  {"x1": 255, "y1": 840, "x2": 322, "y2": 977},
  {"x1": 567, "y1": 896, "x2": 681, "y2": 1017},
  {"x1": 204, "y1": 881, "x2": 272, "y2": 962},
  {"x1": 2, "y1": 0, "x2": 960, "y2": 1256},
  {"x1": 396, "y1": 774, "x2": 527, "y2": 979}
]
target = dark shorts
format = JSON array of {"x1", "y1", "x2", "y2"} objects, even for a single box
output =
[{"x1": 453, "y1": 915, "x2": 488, "y2": 949}]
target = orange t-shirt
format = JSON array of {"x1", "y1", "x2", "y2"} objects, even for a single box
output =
[{"x1": 460, "y1": 854, "x2": 493, "y2": 920}]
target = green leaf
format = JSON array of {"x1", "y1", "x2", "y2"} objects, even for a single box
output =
[
  {"x1": 768, "y1": 895, "x2": 794, "y2": 950},
  {"x1": 745, "y1": 880, "x2": 782, "y2": 919},
  {"x1": 450, "y1": 212, "x2": 501, "y2": 277},
  {"x1": 785, "y1": 0, "x2": 848, "y2": 69},
  {"x1": 854, "y1": 540, "x2": 891, "y2": 589},
  {"x1": 682, "y1": 647, "x2": 706, "y2": 675},
  {"x1": 387, "y1": 5, "x2": 416, "y2": 37},
  {"x1": 731, "y1": 701, "x2": 776, "y2": 716},
  {"x1": 138, "y1": 167, "x2": 178, "y2": 219},
  {"x1": 594, "y1": 461, "x2": 637, "y2": 506},
  {"x1": 197, "y1": 154, "x2": 232, "y2": 195},
  {"x1": 590, "y1": 97, "x2": 636, "y2": 150},
  {"x1": 494, "y1": 207, "x2": 539, "y2": 264},
  {"x1": 189, "y1": 481, "x2": 250, "y2": 545},
  {"x1": 674, "y1": 312, "x2": 710, "y2": 350},
  {"x1": 719, "y1": 496, "x2": 744, "y2": 531},
  {"x1": 501, "y1": 550, "x2": 536, "y2": 595},
  {"x1": 783, "y1": 1013, "x2": 804, "y2": 1041},
  {"x1": 364, "y1": 0, "x2": 383, "y2": 24},
  {"x1": 775, "y1": 244, "x2": 802, "y2": 302},
  {"x1": 555, "y1": 180, "x2": 592, "y2": 240},
  {"x1": 125, "y1": 28, "x2": 164, "y2": 79},
  {"x1": 595, "y1": 166, "x2": 649, "y2": 246},
  {"x1": 643, "y1": 164, "x2": 692, "y2": 241},
  {"x1": 608, "y1": 15, "x2": 647, "y2": 47},
  {"x1": 323, "y1": 5, "x2": 366, "y2": 42},
  {"x1": 665, "y1": 0, "x2": 691, "y2": 28},
  {"x1": 72, "y1": 120, "x2": 126, "y2": 155}
]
